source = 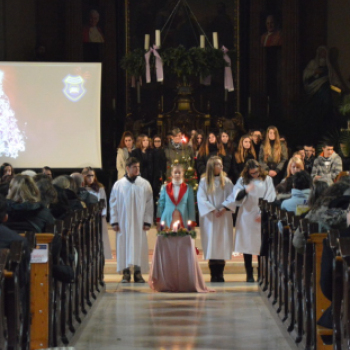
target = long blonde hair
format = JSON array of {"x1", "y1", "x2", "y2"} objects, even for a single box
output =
[
  {"x1": 235, "y1": 134, "x2": 257, "y2": 163},
  {"x1": 7, "y1": 175, "x2": 41, "y2": 203},
  {"x1": 262, "y1": 126, "x2": 282, "y2": 163},
  {"x1": 286, "y1": 156, "x2": 304, "y2": 178},
  {"x1": 203, "y1": 156, "x2": 226, "y2": 194}
]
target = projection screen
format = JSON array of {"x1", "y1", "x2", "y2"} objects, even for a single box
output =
[{"x1": 0, "y1": 62, "x2": 102, "y2": 168}]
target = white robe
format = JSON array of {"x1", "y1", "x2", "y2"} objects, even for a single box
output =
[
  {"x1": 224, "y1": 176, "x2": 276, "y2": 256},
  {"x1": 86, "y1": 186, "x2": 112, "y2": 259},
  {"x1": 197, "y1": 177, "x2": 234, "y2": 260},
  {"x1": 109, "y1": 176, "x2": 153, "y2": 273}
]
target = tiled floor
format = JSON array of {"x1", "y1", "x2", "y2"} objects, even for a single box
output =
[{"x1": 72, "y1": 282, "x2": 294, "y2": 350}]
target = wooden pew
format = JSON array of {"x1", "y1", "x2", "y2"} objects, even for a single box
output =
[
  {"x1": 259, "y1": 199, "x2": 269, "y2": 289},
  {"x1": 276, "y1": 209, "x2": 289, "y2": 322},
  {"x1": 4, "y1": 240, "x2": 26, "y2": 350},
  {"x1": 30, "y1": 233, "x2": 54, "y2": 350},
  {"x1": 0, "y1": 249, "x2": 9, "y2": 350},
  {"x1": 301, "y1": 219, "x2": 317, "y2": 350},
  {"x1": 328, "y1": 229, "x2": 342, "y2": 350},
  {"x1": 286, "y1": 213, "x2": 298, "y2": 335},
  {"x1": 97, "y1": 199, "x2": 106, "y2": 288},
  {"x1": 339, "y1": 237, "x2": 350, "y2": 350},
  {"x1": 267, "y1": 203, "x2": 278, "y2": 302},
  {"x1": 289, "y1": 215, "x2": 304, "y2": 343},
  {"x1": 60, "y1": 215, "x2": 74, "y2": 345},
  {"x1": 21, "y1": 231, "x2": 36, "y2": 350},
  {"x1": 51, "y1": 220, "x2": 63, "y2": 347},
  {"x1": 309, "y1": 232, "x2": 332, "y2": 349},
  {"x1": 72, "y1": 210, "x2": 83, "y2": 324}
]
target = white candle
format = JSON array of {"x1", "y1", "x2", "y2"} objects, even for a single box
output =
[
  {"x1": 213, "y1": 32, "x2": 218, "y2": 49},
  {"x1": 200, "y1": 35, "x2": 205, "y2": 49},
  {"x1": 160, "y1": 221, "x2": 165, "y2": 231},
  {"x1": 155, "y1": 30, "x2": 161, "y2": 48},
  {"x1": 144, "y1": 34, "x2": 150, "y2": 50}
]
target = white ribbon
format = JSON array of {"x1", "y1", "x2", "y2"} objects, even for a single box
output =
[
  {"x1": 222, "y1": 46, "x2": 234, "y2": 92},
  {"x1": 144, "y1": 45, "x2": 164, "y2": 83}
]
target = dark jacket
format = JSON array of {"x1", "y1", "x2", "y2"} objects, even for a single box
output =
[
  {"x1": 6, "y1": 200, "x2": 54, "y2": 233},
  {"x1": 131, "y1": 148, "x2": 154, "y2": 185},
  {"x1": 78, "y1": 187, "x2": 98, "y2": 205},
  {"x1": 152, "y1": 147, "x2": 166, "y2": 190},
  {"x1": 223, "y1": 143, "x2": 234, "y2": 180},
  {"x1": 164, "y1": 142, "x2": 194, "y2": 178},
  {"x1": 232, "y1": 152, "x2": 255, "y2": 183},
  {"x1": 304, "y1": 155, "x2": 315, "y2": 174},
  {"x1": 0, "y1": 223, "x2": 28, "y2": 251},
  {"x1": 196, "y1": 144, "x2": 230, "y2": 177}
]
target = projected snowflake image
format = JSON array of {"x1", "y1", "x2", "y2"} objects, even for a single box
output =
[
  {"x1": 0, "y1": 70, "x2": 26, "y2": 158},
  {"x1": 62, "y1": 75, "x2": 86, "y2": 102}
]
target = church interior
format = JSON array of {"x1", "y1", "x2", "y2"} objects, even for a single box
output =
[{"x1": 1, "y1": 0, "x2": 350, "y2": 349}]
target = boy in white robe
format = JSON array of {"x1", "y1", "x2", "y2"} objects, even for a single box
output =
[{"x1": 109, "y1": 157, "x2": 153, "y2": 283}]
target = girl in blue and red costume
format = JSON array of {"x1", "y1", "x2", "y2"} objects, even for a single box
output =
[{"x1": 156, "y1": 164, "x2": 196, "y2": 230}]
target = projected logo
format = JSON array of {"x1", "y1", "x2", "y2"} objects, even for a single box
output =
[
  {"x1": 0, "y1": 70, "x2": 26, "y2": 158},
  {"x1": 62, "y1": 75, "x2": 86, "y2": 102}
]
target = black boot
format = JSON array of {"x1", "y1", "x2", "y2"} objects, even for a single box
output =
[
  {"x1": 244, "y1": 254, "x2": 255, "y2": 283},
  {"x1": 134, "y1": 266, "x2": 145, "y2": 283},
  {"x1": 121, "y1": 268, "x2": 131, "y2": 283},
  {"x1": 217, "y1": 261, "x2": 225, "y2": 282},
  {"x1": 209, "y1": 261, "x2": 218, "y2": 282},
  {"x1": 246, "y1": 267, "x2": 255, "y2": 283}
]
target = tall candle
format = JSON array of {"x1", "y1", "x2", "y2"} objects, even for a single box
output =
[
  {"x1": 160, "y1": 221, "x2": 165, "y2": 231},
  {"x1": 187, "y1": 220, "x2": 192, "y2": 231},
  {"x1": 212, "y1": 32, "x2": 218, "y2": 49},
  {"x1": 144, "y1": 34, "x2": 150, "y2": 50},
  {"x1": 200, "y1": 35, "x2": 205, "y2": 49},
  {"x1": 155, "y1": 30, "x2": 161, "y2": 48}
]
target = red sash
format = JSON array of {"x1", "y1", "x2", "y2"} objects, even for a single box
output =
[{"x1": 166, "y1": 182, "x2": 187, "y2": 206}]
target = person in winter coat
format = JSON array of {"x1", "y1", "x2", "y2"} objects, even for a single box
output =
[
  {"x1": 5, "y1": 175, "x2": 54, "y2": 233},
  {"x1": 311, "y1": 141, "x2": 342, "y2": 186},
  {"x1": 259, "y1": 126, "x2": 288, "y2": 185},
  {"x1": 116, "y1": 131, "x2": 135, "y2": 180},
  {"x1": 131, "y1": 134, "x2": 154, "y2": 186},
  {"x1": 197, "y1": 132, "x2": 230, "y2": 177},
  {"x1": 164, "y1": 128, "x2": 194, "y2": 178},
  {"x1": 232, "y1": 134, "x2": 257, "y2": 183},
  {"x1": 281, "y1": 171, "x2": 312, "y2": 213}
]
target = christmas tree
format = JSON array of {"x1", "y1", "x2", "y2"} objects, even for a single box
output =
[{"x1": 0, "y1": 70, "x2": 25, "y2": 158}]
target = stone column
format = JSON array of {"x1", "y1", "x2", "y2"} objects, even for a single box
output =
[
  {"x1": 281, "y1": 0, "x2": 300, "y2": 120},
  {"x1": 65, "y1": 0, "x2": 83, "y2": 61},
  {"x1": 249, "y1": 0, "x2": 267, "y2": 122}
]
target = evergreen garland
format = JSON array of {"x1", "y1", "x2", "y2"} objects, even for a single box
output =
[{"x1": 121, "y1": 45, "x2": 235, "y2": 83}]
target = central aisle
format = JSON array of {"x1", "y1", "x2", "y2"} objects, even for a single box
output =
[{"x1": 72, "y1": 282, "x2": 294, "y2": 350}]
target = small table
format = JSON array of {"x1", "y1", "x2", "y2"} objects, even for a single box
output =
[{"x1": 148, "y1": 235, "x2": 212, "y2": 293}]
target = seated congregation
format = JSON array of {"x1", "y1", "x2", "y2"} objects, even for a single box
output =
[
  {"x1": 0, "y1": 121, "x2": 349, "y2": 348},
  {"x1": 0, "y1": 164, "x2": 106, "y2": 349}
]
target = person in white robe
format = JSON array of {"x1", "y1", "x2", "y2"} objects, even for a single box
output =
[
  {"x1": 223, "y1": 159, "x2": 276, "y2": 282},
  {"x1": 197, "y1": 156, "x2": 234, "y2": 282},
  {"x1": 109, "y1": 157, "x2": 153, "y2": 283},
  {"x1": 82, "y1": 167, "x2": 112, "y2": 259}
]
